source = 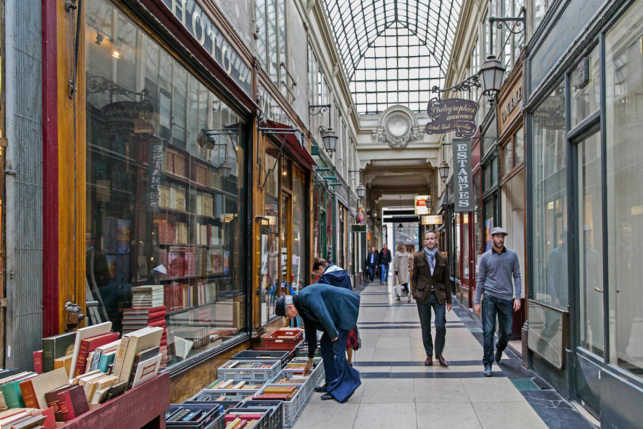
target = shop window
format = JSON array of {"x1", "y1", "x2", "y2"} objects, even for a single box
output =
[
  {"x1": 531, "y1": 81, "x2": 567, "y2": 309},
  {"x1": 502, "y1": 141, "x2": 513, "y2": 177},
  {"x1": 514, "y1": 128, "x2": 524, "y2": 165},
  {"x1": 260, "y1": 145, "x2": 280, "y2": 325},
  {"x1": 292, "y1": 167, "x2": 307, "y2": 292},
  {"x1": 606, "y1": 1, "x2": 643, "y2": 378},
  {"x1": 85, "y1": 0, "x2": 247, "y2": 368},
  {"x1": 570, "y1": 46, "x2": 600, "y2": 128}
]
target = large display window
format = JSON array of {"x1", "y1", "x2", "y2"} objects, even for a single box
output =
[{"x1": 85, "y1": 0, "x2": 248, "y2": 368}]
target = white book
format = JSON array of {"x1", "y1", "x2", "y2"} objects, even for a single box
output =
[
  {"x1": 131, "y1": 354, "x2": 162, "y2": 388},
  {"x1": 68, "y1": 321, "x2": 112, "y2": 383}
]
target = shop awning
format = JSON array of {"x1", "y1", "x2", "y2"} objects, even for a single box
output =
[{"x1": 263, "y1": 120, "x2": 316, "y2": 170}]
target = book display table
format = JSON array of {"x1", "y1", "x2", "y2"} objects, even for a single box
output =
[{"x1": 61, "y1": 373, "x2": 170, "y2": 429}]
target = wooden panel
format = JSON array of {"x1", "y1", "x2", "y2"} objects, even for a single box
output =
[
  {"x1": 62, "y1": 374, "x2": 170, "y2": 429},
  {"x1": 56, "y1": 2, "x2": 86, "y2": 332}
]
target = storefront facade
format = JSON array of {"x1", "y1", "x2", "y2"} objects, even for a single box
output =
[
  {"x1": 525, "y1": 0, "x2": 643, "y2": 424},
  {"x1": 36, "y1": 0, "x2": 318, "y2": 402}
]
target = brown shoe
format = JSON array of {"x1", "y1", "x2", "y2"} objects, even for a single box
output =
[
  {"x1": 424, "y1": 357, "x2": 433, "y2": 366},
  {"x1": 436, "y1": 354, "x2": 449, "y2": 367}
]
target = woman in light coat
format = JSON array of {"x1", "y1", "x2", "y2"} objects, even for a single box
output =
[{"x1": 394, "y1": 243, "x2": 411, "y2": 302}]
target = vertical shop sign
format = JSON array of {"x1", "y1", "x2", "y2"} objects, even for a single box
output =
[
  {"x1": 149, "y1": 139, "x2": 164, "y2": 209},
  {"x1": 160, "y1": 0, "x2": 252, "y2": 96},
  {"x1": 453, "y1": 138, "x2": 473, "y2": 212}
]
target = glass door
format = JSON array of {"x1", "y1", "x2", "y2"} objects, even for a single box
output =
[{"x1": 575, "y1": 131, "x2": 604, "y2": 414}]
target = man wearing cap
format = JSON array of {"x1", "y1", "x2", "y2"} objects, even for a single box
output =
[
  {"x1": 275, "y1": 284, "x2": 361, "y2": 402},
  {"x1": 474, "y1": 226, "x2": 522, "y2": 377}
]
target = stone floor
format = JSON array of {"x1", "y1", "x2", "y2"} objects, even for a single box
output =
[{"x1": 292, "y1": 280, "x2": 596, "y2": 429}]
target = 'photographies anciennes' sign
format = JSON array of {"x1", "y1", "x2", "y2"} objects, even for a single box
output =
[
  {"x1": 425, "y1": 98, "x2": 479, "y2": 138},
  {"x1": 453, "y1": 138, "x2": 473, "y2": 212},
  {"x1": 161, "y1": 0, "x2": 252, "y2": 96}
]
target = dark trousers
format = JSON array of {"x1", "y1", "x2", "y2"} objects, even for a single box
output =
[
  {"x1": 482, "y1": 295, "x2": 513, "y2": 365},
  {"x1": 416, "y1": 292, "x2": 446, "y2": 357},
  {"x1": 367, "y1": 264, "x2": 377, "y2": 281},
  {"x1": 320, "y1": 328, "x2": 361, "y2": 402}
]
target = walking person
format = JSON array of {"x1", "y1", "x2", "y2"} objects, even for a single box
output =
[
  {"x1": 275, "y1": 284, "x2": 361, "y2": 403},
  {"x1": 394, "y1": 243, "x2": 411, "y2": 302},
  {"x1": 313, "y1": 258, "x2": 360, "y2": 366},
  {"x1": 474, "y1": 227, "x2": 522, "y2": 377},
  {"x1": 379, "y1": 243, "x2": 392, "y2": 284},
  {"x1": 365, "y1": 247, "x2": 379, "y2": 282},
  {"x1": 411, "y1": 231, "x2": 452, "y2": 367}
]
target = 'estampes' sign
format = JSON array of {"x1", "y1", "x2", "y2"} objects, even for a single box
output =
[
  {"x1": 452, "y1": 138, "x2": 473, "y2": 212},
  {"x1": 424, "y1": 98, "x2": 479, "y2": 138}
]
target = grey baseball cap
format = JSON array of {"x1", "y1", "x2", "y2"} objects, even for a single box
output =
[{"x1": 490, "y1": 227, "x2": 508, "y2": 236}]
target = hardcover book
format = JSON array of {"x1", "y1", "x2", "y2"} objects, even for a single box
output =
[
  {"x1": 57, "y1": 385, "x2": 89, "y2": 422},
  {"x1": 18, "y1": 367, "x2": 68, "y2": 409},
  {"x1": 68, "y1": 322, "x2": 112, "y2": 383},
  {"x1": 42, "y1": 331, "x2": 76, "y2": 373}
]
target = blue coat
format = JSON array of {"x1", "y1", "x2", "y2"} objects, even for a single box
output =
[
  {"x1": 319, "y1": 264, "x2": 353, "y2": 291},
  {"x1": 297, "y1": 284, "x2": 360, "y2": 340}
]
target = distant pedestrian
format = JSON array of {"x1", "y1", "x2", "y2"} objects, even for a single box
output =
[
  {"x1": 411, "y1": 231, "x2": 451, "y2": 367},
  {"x1": 379, "y1": 243, "x2": 392, "y2": 284},
  {"x1": 365, "y1": 247, "x2": 379, "y2": 282},
  {"x1": 313, "y1": 258, "x2": 360, "y2": 367},
  {"x1": 394, "y1": 243, "x2": 411, "y2": 302},
  {"x1": 275, "y1": 284, "x2": 361, "y2": 403},
  {"x1": 474, "y1": 227, "x2": 522, "y2": 377}
]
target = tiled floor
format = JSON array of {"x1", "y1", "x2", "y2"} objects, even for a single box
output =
[{"x1": 292, "y1": 281, "x2": 596, "y2": 429}]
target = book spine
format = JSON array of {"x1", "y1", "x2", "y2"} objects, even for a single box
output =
[
  {"x1": 33, "y1": 350, "x2": 44, "y2": 374},
  {"x1": 111, "y1": 336, "x2": 130, "y2": 379},
  {"x1": 18, "y1": 380, "x2": 39, "y2": 408},
  {"x1": 2, "y1": 382, "x2": 26, "y2": 408},
  {"x1": 74, "y1": 340, "x2": 91, "y2": 377},
  {"x1": 42, "y1": 339, "x2": 55, "y2": 373},
  {"x1": 58, "y1": 391, "x2": 75, "y2": 422},
  {"x1": 127, "y1": 355, "x2": 142, "y2": 389},
  {"x1": 46, "y1": 394, "x2": 64, "y2": 422},
  {"x1": 91, "y1": 350, "x2": 103, "y2": 372}
]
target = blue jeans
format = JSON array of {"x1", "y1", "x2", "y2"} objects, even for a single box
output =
[
  {"x1": 416, "y1": 292, "x2": 447, "y2": 356},
  {"x1": 380, "y1": 264, "x2": 389, "y2": 283},
  {"x1": 482, "y1": 295, "x2": 513, "y2": 365}
]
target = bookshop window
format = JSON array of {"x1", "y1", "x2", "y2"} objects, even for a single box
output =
[
  {"x1": 85, "y1": 0, "x2": 248, "y2": 367},
  {"x1": 260, "y1": 144, "x2": 281, "y2": 325},
  {"x1": 292, "y1": 167, "x2": 307, "y2": 292}
]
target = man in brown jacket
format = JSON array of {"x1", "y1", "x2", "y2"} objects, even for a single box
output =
[{"x1": 411, "y1": 231, "x2": 452, "y2": 367}]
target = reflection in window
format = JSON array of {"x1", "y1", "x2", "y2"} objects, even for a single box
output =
[
  {"x1": 85, "y1": 0, "x2": 247, "y2": 367},
  {"x1": 260, "y1": 146, "x2": 280, "y2": 325},
  {"x1": 256, "y1": 0, "x2": 287, "y2": 88},
  {"x1": 606, "y1": 1, "x2": 643, "y2": 378},
  {"x1": 531, "y1": 82, "x2": 567, "y2": 309}
]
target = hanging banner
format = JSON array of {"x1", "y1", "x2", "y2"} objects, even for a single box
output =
[
  {"x1": 424, "y1": 98, "x2": 479, "y2": 138},
  {"x1": 453, "y1": 138, "x2": 473, "y2": 212},
  {"x1": 414, "y1": 195, "x2": 430, "y2": 215}
]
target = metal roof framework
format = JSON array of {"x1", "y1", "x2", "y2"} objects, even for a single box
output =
[{"x1": 324, "y1": 0, "x2": 462, "y2": 114}]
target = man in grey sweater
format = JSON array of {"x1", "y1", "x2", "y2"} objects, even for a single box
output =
[{"x1": 474, "y1": 227, "x2": 522, "y2": 377}]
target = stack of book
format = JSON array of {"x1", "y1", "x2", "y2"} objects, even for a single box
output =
[
  {"x1": 122, "y1": 306, "x2": 169, "y2": 368},
  {"x1": 0, "y1": 407, "x2": 55, "y2": 428},
  {"x1": 253, "y1": 385, "x2": 298, "y2": 401},
  {"x1": 206, "y1": 380, "x2": 263, "y2": 390},
  {"x1": 225, "y1": 411, "x2": 266, "y2": 429},
  {"x1": 131, "y1": 285, "x2": 164, "y2": 308}
]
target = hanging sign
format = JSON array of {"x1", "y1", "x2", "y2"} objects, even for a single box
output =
[
  {"x1": 160, "y1": 0, "x2": 252, "y2": 96},
  {"x1": 414, "y1": 195, "x2": 430, "y2": 215},
  {"x1": 422, "y1": 215, "x2": 443, "y2": 225},
  {"x1": 453, "y1": 138, "x2": 473, "y2": 212},
  {"x1": 424, "y1": 98, "x2": 479, "y2": 138}
]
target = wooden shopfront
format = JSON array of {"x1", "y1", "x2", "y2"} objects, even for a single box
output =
[{"x1": 43, "y1": 0, "x2": 262, "y2": 402}]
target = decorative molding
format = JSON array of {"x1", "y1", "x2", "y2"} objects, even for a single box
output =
[{"x1": 374, "y1": 106, "x2": 419, "y2": 149}]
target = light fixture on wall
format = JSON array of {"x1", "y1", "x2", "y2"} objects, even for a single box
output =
[
  {"x1": 309, "y1": 104, "x2": 337, "y2": 157},
  {"x1": 438, "y1": 160, "x2": 450, "y2": 183},
  {"x1": 478, "y1": 56, "x2": 506, "y2": 104},
  {"x1": 356, "y1": 184, "x2": 365, "y2": 199}
]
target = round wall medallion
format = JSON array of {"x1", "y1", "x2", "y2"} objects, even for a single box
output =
[{"x1": 387, "y1": 114, "x2": 411, "y2": 137}]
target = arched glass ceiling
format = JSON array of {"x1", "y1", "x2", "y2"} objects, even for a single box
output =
[{"x1": 324, "y1": 0, "x2": 462, "y2": 114}]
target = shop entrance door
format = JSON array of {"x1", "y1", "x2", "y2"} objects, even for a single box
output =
[{"x1": 574, "y1": 131, "x2": 604, "y2": 415}]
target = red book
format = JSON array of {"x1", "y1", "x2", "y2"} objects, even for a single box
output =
[
  {"x1": 33, "y1": 350, "x2": 44, "y2": 374},
  {"x1": 19, "y1": 379, "x2": 39, "y2": 409},
  {"x1": 45, "y1": 385, "x2": 75, "y2": 422},
  {"x1": 74, "y1": 332, "x2": 120, "y2": 377},
  {"x1": 253, "y1": 393, "x2": 291, "y2": 400},
  {"x1": 57, "y1": 385, "x2": 89, "y2": 422},
  {"x1": 39, "y1": 407, "x2": 56, "y2": 429}
]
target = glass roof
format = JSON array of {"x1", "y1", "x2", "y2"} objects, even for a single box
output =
[{"x1": 324, "y1": 0, "x2": 462, "y2": 114}]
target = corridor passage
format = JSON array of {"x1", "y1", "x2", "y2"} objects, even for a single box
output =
[{"x1": 293, "y1": 281, "x2": 594, "y2": 429}]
